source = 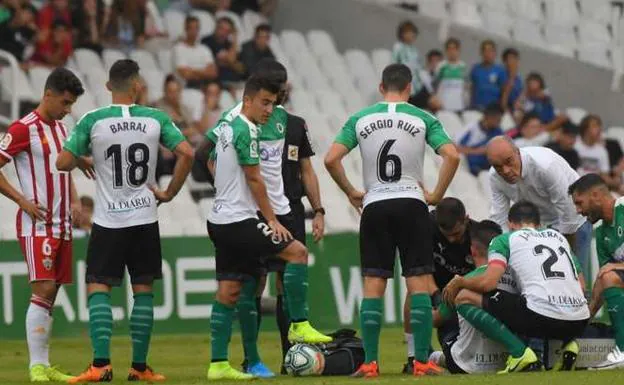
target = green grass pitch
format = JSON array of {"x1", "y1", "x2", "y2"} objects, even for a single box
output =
[{"x1": 1, "y1": 328, "x2": 624, "y2": 384}]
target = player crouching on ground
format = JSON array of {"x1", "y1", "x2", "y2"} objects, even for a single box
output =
[
  {"x1": 444, "y1": 201, "x2": 590, "y2": 373},
  {"x1": 569, "y1": 173, "x2": 624, "y2": 369}
]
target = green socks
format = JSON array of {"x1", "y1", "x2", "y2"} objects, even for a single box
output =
[
  {"x1": 210, "y1": 301, "x2": 234, "y2": 362},
  {"x1": 88, "y1": 292, "x2": 113, "y2": 364},
  {"x1": 360, "y1": 298, "x2": 383, "y2": 363},
  {"x1": 237, "y1": 279, "x2": 261, "y2": 365},
  {"x1": 604, "y1": 287, "x2": 624, "y2": 350},
  {"x1": 457, "y1": 304, "x2": 526, "y2": 357},
  {"x1": 130, "y1": 293, "x2": 154, "y2": 367},
  {"x1": 410, "y1": 294, "x2": 433, "y2": 363},
  {"x1": 283, "y1": 263, "x2": 308, "y2": 321}
]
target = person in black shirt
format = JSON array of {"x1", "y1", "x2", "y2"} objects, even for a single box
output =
[
  {"x1": 545, "y1": 121, "x2": 580, "y2": 170},
  {"x1": 0, "y1": 5, "x2": 36, "y2": 63},
  {"x1": 240, "y1": 24, "x2": 275, "y2": 79},
  {"x1": 201, "y1": 17, "x2": 245, "y2": 87},
  {"x1": 402, "y1": 197, "x2": 479, "y2": 373}
]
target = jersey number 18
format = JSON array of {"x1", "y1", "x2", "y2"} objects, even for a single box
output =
[{"x1": 105, "y1": 143, "x2": 150, "y2": 189}]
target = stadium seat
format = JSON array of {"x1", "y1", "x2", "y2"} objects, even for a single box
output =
[
  {"x1": 130, "y1": 49, "x2": 160, "y2": 71},
  {"x1": 85, "y1": 67, "x2": 108, "y2": 93},
  {"x1": 462, "y1": 109, "x2": 483, "y2": 126},
  {"x1": 414, "y1": 0, "x2": 448, "y2": 19},
  {"x1": 508, "y1": 0, "x2": 543, "y2": 21},
  {"x1": 28, "y1": 66, "x2": 52, "y2": 98},
  {"x1": 314, "y1": 90, "x2": 348, "y2": 120},
  {"x1": 181, "y1": 88, "x2": 205, "y2": 121},
  {"x1": 289, "y1": 89, "x2": 320, "y2": 115},
  {"x1": 297, "y1": 57, "x2": 332, "y2": 91},
  {"x1": 512, "y1": 19, "x2": 546, "y2": 49},
  {"x1": 146, "y1": 0, "x2": 165, "y2": 34},
  {"x1": 164, "y1": 9, "x2": 186, "y2": 41},
  {"x1": 307, "y1": 30, "x2": 339, "y2": 58},
  {"x1": 565, "y1": 107, "x2": 588, "y2": 125},
  {"x1": 544, "y1": 24, "x2": 577, "y2": 50},
  {"x1": 544, "y1": 0, "x2": 580, "y2": 26},
  {"x1": 102, "y1": 49, "x2": 127, "y2": 71},
  {"x1": 483, "y1": 9, "x2": 513, "y2": 39},
  {"x1": 578, "y1": 20, "x2": 612, "y2": 46},
  {"x1": 219, "y1": 89, "x2": 235, "y2": 107},
  {"x1": 93, "y1": 88, "x2": 112, "y2": 106},
  {"x1": 436, "y1": 110, "x2": 464, "y2": 139},
  {"x1": 577, "y1": 45, "x2": 612, "y2": 69},
  {"x1": 190, "y1": 9, "x2": 216, "y2": 39},
  {"x1": 371, "y1": 49, "x2": 392, "y2": 76},
  {"x1": 451, "y1": 0, "x2": 483, "y2": 28},
  {"x1": 157, "y1": 49, "x2": 173, "y2": 75},
  {"x1": 344, "y1": 49, "x2": 378, "y2": 103},
  {"x1": 606, "y1": 126, "x2": 624, "y2": 149},
  {"x1": 142, "y1": 69, "x2": 165, "y2": 103},
  {"x1": 580, "y1": 0, "x2": 613, "y2": 24},
  {"x1": 73, "y1": 48, "x2": 105, "y2": 75},
  {"x1": 481, "y1": 0, "x2": 509, "y2": 12},
  {"x1": 242, "y1": 10, "x2": 267, "y2": 38},
  {"x1": 71, "y1": 91, "x2": 97, "y2": 120},
  {"x1": 281, "y1": 30, "x2": 309, "y2": 62},
  {"x1": 2, "y1": 66, "x2": 36, "y2": 103}
]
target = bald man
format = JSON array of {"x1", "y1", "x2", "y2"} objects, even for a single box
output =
[{"x1": 486, "y1": 136, "x2": 593, "y2": 279}]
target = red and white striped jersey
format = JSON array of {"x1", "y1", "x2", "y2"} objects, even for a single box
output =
[{"x1": 0, "y1": 111, "x2": 72, "y2": 240}]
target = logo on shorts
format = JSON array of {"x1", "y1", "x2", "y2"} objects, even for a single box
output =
[
  {"x1": 490, "y1": 292, "x2": 501, "y2": 302},
  {"x1": 257, "y1": 222, "x2": 281, "y2": 245},
  {"x1": 0, "y1": 133, "x2": 12, "y2": 150},
  {"x1": 42, "y1": 257, "x2": 53, "y2": 271}
]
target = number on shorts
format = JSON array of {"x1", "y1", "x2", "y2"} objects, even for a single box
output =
[{"x1": 42, "y1": 238, "x2": 52, "y2": 256}]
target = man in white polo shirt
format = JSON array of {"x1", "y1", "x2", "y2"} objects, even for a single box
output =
[
  {"x1": 486, "y1": 136, "x2": 593, "y2": 280},
  {"x1": 173, "y1": 15, "x2": 218, "y2": 89}
]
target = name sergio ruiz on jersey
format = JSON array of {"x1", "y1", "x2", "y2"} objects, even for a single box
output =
[{"x1": 359, "y1": 119, "x2": 421, "y2": 139}]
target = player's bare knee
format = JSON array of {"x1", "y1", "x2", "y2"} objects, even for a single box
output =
[
  {"x1": 31, "y1": 280, "x2": 58, "y2": 302},
  {"x1": 405, "y1": 274, "x2": 429, "y2": 294},
  {"x1": 363, "y1": 276, "x2": 387, "y2": 297},
  {"x1": 601, "y1": 271, "x2": 624, "y2": 288},
  {"x1": 281, "y1": 241, "x2": 307, "y2": 264}
]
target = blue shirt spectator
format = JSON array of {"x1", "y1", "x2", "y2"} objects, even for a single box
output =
[
  {"x1": 501, "y1": 47, "x2": 523, "y2": 110},
  {"x1": 521, "y1": 72, "x2": 555, "y2": 124},
  {"x1": 458, "y1": 103, "x2": 504, "y2": 175},
  {"x1": 470, "y1": 40, "x2": 505, "y2": 110}
]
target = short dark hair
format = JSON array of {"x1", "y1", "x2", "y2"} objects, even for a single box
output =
[
  {"x1": 164, "y1": 73, "x2": 180, "y2": 88},
  {"x1": 519, "y1": 112, "x2": 540, "y2": 128},
  {"x1": 579, "y1": 114, "x2": 602, "y2": 139},
  {"x1": 526, "y1": 72, "x2": 545, "y2": 89},
  {"x1": 397, "y1": 20, "x2": 418, "y2": 41},
  {"x1": 508, "y1": 200, "x2": 540, "y2": 226},
  {"x1": 44, "y1": 67, "x2": 84, "y2": 97},
  {"x1": 483, "y1": 102, "x2": 504, "y2": 116},
  {"x1": 470, "y1": 220, "x2": 502, "y2": 247},
  {"x1": 52, "y1": 18, "x2": 69, "y2": 30},
  {"x1": 561, "y1": 121, "x2": 579, "y2": 136},
  {"x1": 243, "y1": 75, "x2": 281, "y2": 98},
  {"x1": 381, "y1": 63, "x2": 412, "y2": 92},
  {"x1": 481, "y1": 39, "x2": 496, "y2": 52},
  {"x1": 251, "y1": 58, "x2": 287, "y2": 85},
  {"x1": 255, "y1": 23, "x2": 271, "y2": 35},
  {"x1": 435, "y1": 197, "x2": 466, "y2": 231},
  {"x1": 185, "y1": 15, "x2": 199, "y2": 27},
  {"x1": 502, "y1": 47, "x2": 519, "y2": 61},
  {"x1": 217, "y1": 16, "x2": 235, "y2": 30},
  {"x1": 109, "y1": 59, "x2": 140, "y2": 92},
  {"x1": 427, "y1": 49, "x2": 443, "y2": 61},
  {"x1": 568, "y1": 173, "x2": 608, "y2": 195},
  {"x1": 445, "y1": 38, "x2": 460, "y2": 49}
]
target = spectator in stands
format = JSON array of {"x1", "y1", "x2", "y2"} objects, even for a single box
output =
[
  {"x1": 72, "y1": 0, "x2": 106, "y2": 54},
  {"x1": 545, "y1": 121, "x2": 580, "y2": 170},
  {"x1": 240, "y1": 24, "x2": 275, "y2": 79},
  {"x1": 426, "y1": 49, "x2": 443, "y2": 78},
  {"x1": 576, "y1": 115, "x2": 620, "y2": 189},
  {"x1": 32, "y1": 19, "x2": 73, "y2": 66},
  {"x1": 516, "y1": 72, "x2": 556, "y2": 124},
  {"x1": 605, "y1": 136, "x2": 624, "y2": 190},
  {"x1": 469, "y1": 40, "x2": 505, "y2": 111},
  {"x1": 458, "y1": 103, "x2": 504, "y2": 175},
  {"x1": 199, "y1": 81, "x2": 223, "y2": 133},
  {"x1": 392, "y1": 21, "x2": 435, "y2": 110},
  {"x1": 513, "y1": 113, "x2": 551, "y2": 148},
  {"x1": 500, "y1": 47, "x2": 522, "y2": 112},
  {"x1": 102, "y1": 0, "x2": 147, "y2": 54},
  {"x1": 201, "y1": 16, "x2": 245, "y2": 89},
  {"x1": 173, "y1": 15, "x2": 218, "y2": 89},
  {"x1": 154, "y1": 74, "x2": 201, "y2": 143},
  {"x1": 230, "y1": 0, "x2": 278, "y2": 17},
  {"x1": 37, "y1": 0, "x2": 71, "y2": 44},
  {"x1": 435, "y1": 38, "x2": 466, "y2": 112},
  {"x1": 0, "y1": 4, "x2": 37, "y2": 66}
]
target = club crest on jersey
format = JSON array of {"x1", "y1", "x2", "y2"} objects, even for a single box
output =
[
  {"x1": 250, "y1": 141, "x2": 258, "y2": 158},
  {"x1": 42, "y1": 257, "x2": 53, "y2": 271},
  {"x1": 277, "y1": 123, "x2": 285, "y2": 134},
  {"x1": 0, "y1": 133, "x2": 12, "y2": 150}
]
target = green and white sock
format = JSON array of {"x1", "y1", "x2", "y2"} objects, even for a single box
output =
[
  {"x1": 237, "y1": 278, "x2": 261, "y2": 366},
  {"x1": 88, "y1": 292, "x2": 113, "y2": 366},
  {"x1": 283, "y1": 263, "x2": 308, "y2": 321},
  {"x1": 604, "y1": 287, "x2": 624, "y2": 350},
  {"x1": 410, "y1": 293, "x2": 433, "y2": 363},
  {"x1": 210, "y1": 301, "x2": 234, "y2": 362},
  {"x1": 130, "y1": 293, "x2": 154, "y2": 369},
  {"x1": 360, "y1": 298, "x2": 383, "y2": 363}
]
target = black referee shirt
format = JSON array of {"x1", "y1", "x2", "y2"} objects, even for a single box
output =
[{"x1": 282, "y1": 113, "x2": 315, "y2": 202}]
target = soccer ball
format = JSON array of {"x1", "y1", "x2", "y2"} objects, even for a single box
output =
[{"x1": 284, "y1": 344, "x2": 325, "y2": 376}]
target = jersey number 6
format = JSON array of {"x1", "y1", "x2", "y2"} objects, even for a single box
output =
[{"x1": 377, "y1": 139, "x2": 402, "y2": 183}]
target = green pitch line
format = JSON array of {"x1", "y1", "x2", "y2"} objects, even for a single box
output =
[{"x1": 0, "y1": 328, "x2": 622, "y2": 384}]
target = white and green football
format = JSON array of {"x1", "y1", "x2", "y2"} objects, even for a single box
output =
[{"x1": 284, "y1": 344, "x2": 325, "y2": 376}]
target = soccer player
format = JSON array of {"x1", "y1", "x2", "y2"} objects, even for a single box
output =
[
  {"x1": 206, "y1": 75, "x2": 330, "y2": 380},
  {"x1": 402, "y1": 197, "x2": 476, "y2": 373},
  {"x1": 0, "y1": 67, "x2": 85, "y2": 382},
  {"x1": 325, "y1": 63, "x2": 460, "y2": 377},
  {"x1": 56, "y1": 59, "x2": 194, "y2": 382},
  {"x1": 486, "y1": 136, "x2": 593, "y2": 282},
  {"x1": 443, "y1": 201, "x2": 590, "y2": 373},
  {"x1": 434, "y1": 220, "x2": 512, "y2": 374},
  {"x1": 569, "y1": 173, "x2": 624, "y2": 369}
]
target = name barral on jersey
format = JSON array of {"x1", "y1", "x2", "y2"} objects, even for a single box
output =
[
  {"x1": 359, "y1": 119, "x2": 421, "y2": 139},
  {"x1": 110, "y1": 121, "x2": 147, "y2": 134}
]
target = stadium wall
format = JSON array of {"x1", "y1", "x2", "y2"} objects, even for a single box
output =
[
  {"x1": 273, "y1": 0, "x2": 624, "y2": 127},
  {"x1": 0, "y1": 235, "x2": 409, "y2": 339}
]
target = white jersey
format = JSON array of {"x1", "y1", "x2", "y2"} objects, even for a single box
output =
[
  {"x1": 63, "y1": 104, "x2": 185, "y2": 228},
  {"x1": 488, "y1": 228, "x2": 590, "y2": 321},
  {"x1": 334, "y1": 102, "x2": 451, "y2": 207},
  {"x1": 208, "y1": 114, "x2": 260, "y2": 224},
  {"x1": 207, "y1": 102, "x2": 291, "y2": 215}
]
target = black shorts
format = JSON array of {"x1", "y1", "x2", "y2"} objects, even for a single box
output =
[
  {"x1": 482, "y1": 290, "x2": 588, "y2": 340},
  {"x1": 259, "y1": 208, "x2": 304, "y2": 273},
  {"x1": 441, "y1": 337, "x2": 467, "y2": 375},
  {"x1": 408, "y1": 88, "x2": 431, "y2": 109},
  {"x1": 360, "y1": 198, "x2": 433, "y2": 278},
  {"x1": 86, "y1": 222, "x2": 162, "y2": 286},
  {"x1": 207, "y1": 217, "x2": 293, "y2": 281}
]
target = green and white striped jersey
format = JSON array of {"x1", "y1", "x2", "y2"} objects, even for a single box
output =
[
  {"x1": 435, "y1": 60, "x2": 466, "y2": 112},
  {"x1": 208, "y1": 114, "x2": 261, "y2": 224},
  {"x1": 488, "y1": 227, "x2": 589, "y2": 321},
  {"x1": 334, "y1": 102, "x2": 451, "y2": 207},
  {"x1": 595, "y1": 196, "x2": 624, "y2": 267},
  {"x1": 207, "y1": 102, "x2": 291, "y2": 215},
  {"x1": 63, "y1": 104, "x2": 185, "y2": 228}
]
